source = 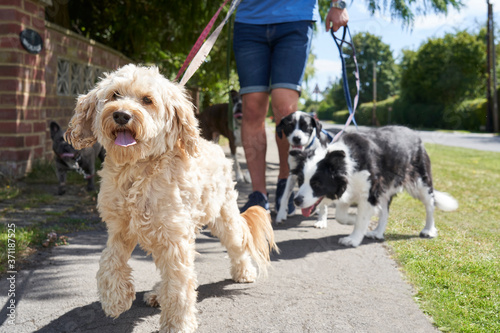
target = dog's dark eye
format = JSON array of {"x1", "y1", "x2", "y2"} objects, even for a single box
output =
[
  {"x1": 299, "y1": 119, "x2": 310, "y2": 132},
  {"x1": 142, "y1": 96, "x2": 153, "y2": 104},
  {"x1": 112, "y1": 91, "x2": 120, "y2": 100},
  {"x1": 297, "y1": 174, "x2": 304, "y2": 186}
]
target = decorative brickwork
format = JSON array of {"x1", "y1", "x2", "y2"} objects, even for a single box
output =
[{"x1": 0, "y1": 0, "x2": 130, "y2": 178}]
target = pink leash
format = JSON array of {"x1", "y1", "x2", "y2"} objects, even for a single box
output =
[
  {"x1": 176, "y1": 0, "x2": 241, "y2": 86},
  {"x1": 175, "y1": 0, "x2": 230, "y2": 81}
]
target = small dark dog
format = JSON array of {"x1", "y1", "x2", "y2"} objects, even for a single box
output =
[
  {"x1": 50, "y1": 121, "x2": 105, "y2": 195},
  {"x1": 197, "y1": 90, "x2": 249, "y2": 183}
]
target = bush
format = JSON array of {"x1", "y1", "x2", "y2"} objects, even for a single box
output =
[
  {"x1": 331, "y1": 96, "x2": 397, "y2": 126},
  {"x1": 391, "y1": 98, "x2": 487, "y2": 131},
  {"x1": 354, "y1": 96, "x2": 398, "y2": 126},
  {"x1": 391, "y1": 99, "x2": 445, "y2": 128},
  {"x1": 323, "y1": 94, "x2": 491, "y2": 132},
  {"x1": 331, "y1": 110, "x2": 349, "y2": 123},
  {"x1": 316, "y1": 103, "x2": 335, "y2": 121},
  {"x1": 450, "y1": 98, "x2": 487, "y2": 131}
]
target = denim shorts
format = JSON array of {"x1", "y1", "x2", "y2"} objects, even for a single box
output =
[{"x1": 233, "y1": 21, "x2": 314, "y2": 95}]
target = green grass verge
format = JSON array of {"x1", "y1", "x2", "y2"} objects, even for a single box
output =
[
  {"x1": 1, "y1": 159, "x2": 102, "y2": 274},
  {"x1": 25, "y1": 159, "x2": 97, "y2": 185},
  {"x1": 385, "y1": 144, "x2": 499, "y2": 333},
  {"x1": 0, "y1": 216, "x2": 100, "y2": 274}
]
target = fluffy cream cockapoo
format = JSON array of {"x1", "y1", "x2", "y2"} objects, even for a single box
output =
[{"x1": 65, "y1": 64, "x2": 277, "y2": 333}]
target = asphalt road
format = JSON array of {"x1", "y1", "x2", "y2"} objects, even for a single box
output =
[
  {"x1": 2, "y1": 125, "x2": 483, "y2": 333},
  {"x1": 324, "y1": 124, "x2": 500, "y2": 152}
]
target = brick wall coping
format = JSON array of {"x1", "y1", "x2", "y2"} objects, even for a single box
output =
[{"x1": 45, "y1": 21, "x2": 132, "y2": 64}]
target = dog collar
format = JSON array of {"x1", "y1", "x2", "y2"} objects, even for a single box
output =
[
  {"x1": 306, "y1": 129, "x2": 334, "y2": 149},
  {"x1": 306, "y1": 136, "x2": 316, "y2": 149},
  {"x1": 324, "y1": 129, "x2": 334, "y2": 143}
]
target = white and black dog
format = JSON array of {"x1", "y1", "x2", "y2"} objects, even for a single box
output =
[
  {"x1": 275, "y1": 111, "x2": 338, "y2": 225},
  {"x1": 292, "y1": 126, "x2": 458, "y2": 247}
]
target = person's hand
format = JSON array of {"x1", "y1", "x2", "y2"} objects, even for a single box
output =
[{"x1": 325, "y1": 6, "x2": 349, "y2": 32}]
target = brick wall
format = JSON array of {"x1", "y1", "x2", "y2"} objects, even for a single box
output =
[{"x1": 0, "y1": 0, "x2": 130, "y2": 178}]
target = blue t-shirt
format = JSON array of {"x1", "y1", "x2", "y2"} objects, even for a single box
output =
[{"x1": 235, "y1": 0, "x2": 320, "y2": 24}]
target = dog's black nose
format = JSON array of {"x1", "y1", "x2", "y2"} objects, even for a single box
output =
[
  {"x1": 113, "y1": 111, "x2": 131, "y2": 125},
  {"x1": 294, "y1": 195, "x2": 303, "y2": 207},
  {"x1": 292, "y1": 136, "x2": 301, "y2": 144}
]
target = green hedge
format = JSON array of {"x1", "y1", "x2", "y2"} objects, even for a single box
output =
[
  {"x1": 331, "y1": 96, "x2": 397, "y2": 126},
  {"x1": 452, "y1": 98, "x2": 487, "y2": 131},
  {"x1": 329, "y1": 95, "x2": 489, "y2": 131}
]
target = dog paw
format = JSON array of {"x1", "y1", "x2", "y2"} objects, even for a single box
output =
[
  {"x1": 275, "y1": 210, "x2": 287, "y2": 224},
  {"x1": 58, "y1": 186, "x2": 66, "y2": 195},
  {"x1": 159, "y1": 314, "x2": 198, "y2": 333},
  {"x1": 231, "y1": 264, "x2": 257, "y2": 283},
  {"x1": 144, "y1": 290, "x2": 160, "y2": 307},
  {"x1": 419, "y1": 227, "x2": 438, "y2": 238},
  {"x1": 314, "y1": 220, "x2": 327, "y2": 229},
  {"x1": 100, "y1": 285, "x2": 136, "y2": 318},
  {"x1": 339, "y1": 236, "x2": 362, "y2": 248},
  {"x1": 243, "y1": 170, "x2": 251, "y2": 183},
  {"x1": 97, "y1": 273, "x2": 135, "y2": 318},
  {"x1": 235, "y1": 174, "x2": 246, "y2": 183},
  {"x1": 336, "y1": 217, "x2": 356, "y2": 225},
  {"x1": 365, "y1": 230, "x2": 384, "y2": 240}
]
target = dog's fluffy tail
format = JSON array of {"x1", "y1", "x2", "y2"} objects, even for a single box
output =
[
  {"x1": 434, "y1": 190, "x2": 458, "y2": 211},
  {"x1": 240, "y1": 206, "x2": 279, "y2": 276}
]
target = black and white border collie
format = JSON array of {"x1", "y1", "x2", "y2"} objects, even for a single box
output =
[
  {"x1": 292, "y1": 126, "x2": 458, "y2": 247},
  {"x1": 275, "y1": 111, "x2": 337, "y2": 225}
]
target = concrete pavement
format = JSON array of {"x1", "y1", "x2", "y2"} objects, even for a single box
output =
[{"x1": 0, "y1": 126, "x2": 439, "y2": 333}]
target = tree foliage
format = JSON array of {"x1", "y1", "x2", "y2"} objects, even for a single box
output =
[
  {"x1": 45, "y1": 0, "x2": 466, "y2": 107},
  {"x1": 400, "y1": 30, "x2": 486, "y2": 106},
  {"x1": 325, "y1": 32, "x2": 398, "y2": 111},
  {"x1": 316, "y1": 27, "x2": 490, "y2": 130},
  {"x1": 47, "y1": 0, "x2": 239, "y2": 106},
  {"x1": 318, "y1": 0, "x2": 464, "y2": 26}
]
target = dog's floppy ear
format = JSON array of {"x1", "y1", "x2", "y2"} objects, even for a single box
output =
[
  {"x1": 276, "y1": 117, "x2": 288, "y2": 139},
  {"x1": 64, "y1": 86, "x2": 99, "y2": 150},
  {"x1": 325, "y1": 150, "x2": 346, "y2": 166},
  {"x1": 324, "y1": 150, "x2": 348, "y2": 199},
  {"x1": 50, "y1": 121, "x2": 61, "y2": 140},
  {"x1": 312, "y1": 116, "x2": 323, "y2": 138},
  {"x1": 171, "y1": 86, "x2": 200, "y2": 157},
  {"x1": 324, "y1": 150, "x2": 346, "y2": 173}
]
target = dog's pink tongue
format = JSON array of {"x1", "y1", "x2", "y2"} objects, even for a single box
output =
[
  {"x1": 301, "y1": 206, "x2": 314, "y2": 217},
  {"x1": 115, "y1": 131, "x2": 137, "y2": 147}
]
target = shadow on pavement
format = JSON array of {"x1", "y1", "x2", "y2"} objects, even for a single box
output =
[
  {"x1": 34, "y1": 292, "x2": 159, "y2": 333},
  {"x1": 197, "y1": 279, "x2": 249, "y2": 302},
  {"x1": 33, "y1": 279, "x2": 252, "y2": 333}
]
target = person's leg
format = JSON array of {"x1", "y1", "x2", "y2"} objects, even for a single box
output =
[
  {"x1": 233, "y1": 23, "x2": 272, "y2": 211},
  {"x1": 270, "y1": 21, "x2": 314, "y2": 180},
  {"x1": 241, "y1": 92, "x2": 270, "y2": 195},
  {"x1": 269, "y1": 21, "x2": 314, "y2": 214},
  {"x1": 271, "y1": 88, "x2": 299, "y2": 180}
]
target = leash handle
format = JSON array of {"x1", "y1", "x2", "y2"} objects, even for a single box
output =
[{"x1": 330, "y1": 25, "x2": 360, "y2": 143}]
